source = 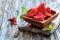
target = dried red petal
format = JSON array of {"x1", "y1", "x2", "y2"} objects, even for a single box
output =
[
  {"x1": 8, "y1": 17, "x2": 17, "y2": 25},
  {"x1": 27, "y1": 8, "x2": 37, "y2": 18},
  {"x1": 46, "y1": 7, "x2": 51, "y2": 13},
  {"x1": 37, "y1": 3, "x2": 46, "y2": 14}
]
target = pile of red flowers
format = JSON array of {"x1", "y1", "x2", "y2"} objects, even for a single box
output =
[{"x1": 27, "y1": 3, "x2": 54, "y2": 21}]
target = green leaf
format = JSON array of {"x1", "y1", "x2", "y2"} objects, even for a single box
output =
[
  {"x1": 46, "y1": 25, "x2": 53, "y2": 31},
  {"x1": 19, "y1": 14, "x2": 25, "y2": 19},
  {"x1": 21, "y1": 6, "x2": 27, "y2": 14},
  {"x1": 20, "y1": 6, "x2": 28, "y2": 19}
]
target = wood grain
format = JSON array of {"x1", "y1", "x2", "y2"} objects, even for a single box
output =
[{"x1": 0, "y1": 0, "x2": 60, "y2": 40}]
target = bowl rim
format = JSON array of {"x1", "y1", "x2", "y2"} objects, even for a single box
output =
[{"x1": 23, "y1": 12, "x2": 58, "y2": 23}]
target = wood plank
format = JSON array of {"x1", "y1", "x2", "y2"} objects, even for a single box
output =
[{"x1": 0, "y1": 0, "x2": 60, "y2": 40}]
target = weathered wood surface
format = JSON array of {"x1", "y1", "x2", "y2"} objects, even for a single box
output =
[{"x1": 0, "y1": 0, "x2": 60, "y2": 40}]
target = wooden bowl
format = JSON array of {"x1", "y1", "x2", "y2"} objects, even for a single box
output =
[{"x1": 22, "y1": 10, "x2": 58, "y2": 29}]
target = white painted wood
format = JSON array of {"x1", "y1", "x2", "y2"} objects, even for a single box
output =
[{"x1": 0, "y1": 0, "x2": 60, "y2": 40}]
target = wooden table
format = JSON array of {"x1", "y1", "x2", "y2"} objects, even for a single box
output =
[{"x1": 0, "y1": 0, "x2": 60, "y2": 40}]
